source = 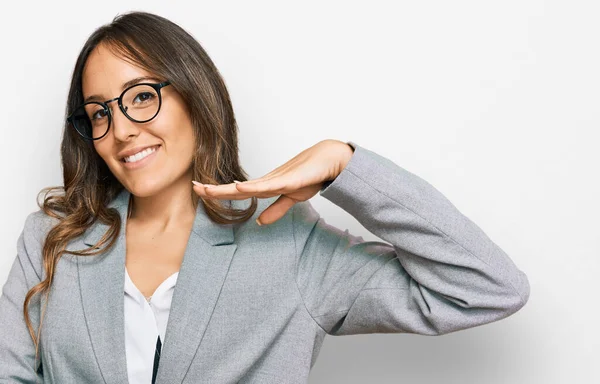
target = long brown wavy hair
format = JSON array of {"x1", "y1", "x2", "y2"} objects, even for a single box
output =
[{"x1": 23, "y1": 10, "x2": 258, "y2": 369}]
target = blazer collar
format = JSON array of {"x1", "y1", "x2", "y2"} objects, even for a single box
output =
[
  {"x1": 82, "y1": 188, "x2": 235, "y2": 247},
  {"x1": 78, "y1": 188, "x2": 239, "y2": 384}
]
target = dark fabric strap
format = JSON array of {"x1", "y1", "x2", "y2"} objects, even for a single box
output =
[{"x1": 152, "y1": 335, "x2": 162, "y2": 384}]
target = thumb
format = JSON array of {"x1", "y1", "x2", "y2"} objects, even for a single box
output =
[{"x1": 257, "y1": 195, "x2": 297, "y2": 226}]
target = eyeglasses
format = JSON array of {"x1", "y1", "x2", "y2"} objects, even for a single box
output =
[{"x1": 67, "y1": 81, "x2": 171, "y2": 140}]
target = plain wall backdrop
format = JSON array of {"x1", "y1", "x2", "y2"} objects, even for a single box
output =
[{"x1": 0, "y1": 1, "x2": 598, "y2": 383}]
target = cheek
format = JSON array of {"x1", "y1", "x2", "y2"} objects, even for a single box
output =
[
  {"x1": 93, "y1": 142, "x2": 112, "y2": 164},
  {"x1": 92, "y1": 140, "x2": 123, "y2": 177},
  {"x1": 182, "y1": 126, "x2": 197, "y2": 160},
  {"x1": 166, "y1": 115, "x2": 196, "y2": 158},
  {"x1": 167, "y1": 131, "x2": 195, "y2": 168}
]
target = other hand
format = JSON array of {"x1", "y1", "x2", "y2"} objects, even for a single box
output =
[{"x1": 192, "y1": 139, "x2": 354, "y2": 225}]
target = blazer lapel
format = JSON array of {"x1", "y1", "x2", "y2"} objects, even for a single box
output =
[
  {"x1": 78, "y1": 188, "x2": 130, "y2": 384},
  {"x1": 154, "y1": 201, "x2": 237, "y2": 384},
  {"x1": 78, "y1": 188, "x2": 238, "y2": 384}
]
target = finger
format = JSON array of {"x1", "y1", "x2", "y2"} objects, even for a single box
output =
[
  {"x1": 193, "y1": 181, "x2": 277, "y2": 200},
  {"x1": 257, "y1": 194, "x2": 298, "y2": 225},
  {"x1": 236, "y1": 175, "x2": 306, "y2": 196},
  {"x1": 239, "y1": 155, "x2": 304, "y2": 186},
  {"x1": 192, "y1": 182, "x2": 250, "y2": 199}
]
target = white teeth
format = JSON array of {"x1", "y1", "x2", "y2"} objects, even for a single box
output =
[{"x1": 124, "y1": 146, "x2": 157, "y2": 163}]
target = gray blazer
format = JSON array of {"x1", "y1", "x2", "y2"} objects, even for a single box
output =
[{"x1": 0, "y1": 141, "x2": 530, "y2": 383}]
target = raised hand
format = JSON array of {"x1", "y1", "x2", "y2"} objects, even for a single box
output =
[{"x1": 192, "y1": 139, "x2": 354, "y2": 226}]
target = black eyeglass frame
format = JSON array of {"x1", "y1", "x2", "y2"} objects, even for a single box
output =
[{"x1": 67, "y1": 81, "x2": 172, "y2": 141}]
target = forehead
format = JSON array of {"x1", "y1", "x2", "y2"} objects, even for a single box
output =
[{"x1": 82, "y1": 43, "x2": 155, "y2": 100}]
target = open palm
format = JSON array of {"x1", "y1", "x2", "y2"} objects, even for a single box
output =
[{"x1": 192, "y1": 139, "x2": 354, "y2": 225}]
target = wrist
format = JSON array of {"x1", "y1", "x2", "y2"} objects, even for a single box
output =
[{"x1": 338, "y1": 141, "x2": 354, "y2": 172}]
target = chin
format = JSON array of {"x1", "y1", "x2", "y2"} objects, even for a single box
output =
[{"x1": 121, "y1": 179, "x2": 166, "y2": 198}]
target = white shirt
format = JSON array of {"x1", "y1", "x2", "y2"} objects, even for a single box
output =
[{"x1": 124, "y1": 268, "x2": 179, "y2": 384}]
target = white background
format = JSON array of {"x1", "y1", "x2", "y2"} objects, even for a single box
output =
[{"x1": 0, "y1": 1, "x2": 598, "y2": 383}]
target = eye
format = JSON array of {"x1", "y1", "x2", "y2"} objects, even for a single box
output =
[
  {"x1": 91, "y1": 108, "x2": 108, "y2": 120},
  {"x1": 133, "y1": 92, "x2": 155, "y2": 104}
]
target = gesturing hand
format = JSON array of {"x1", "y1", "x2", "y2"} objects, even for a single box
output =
[{"x1": 192, "y1": 139, "x2": 354, "y2": 226}]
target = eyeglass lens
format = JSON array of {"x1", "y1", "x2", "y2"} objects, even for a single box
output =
[{"x1": 71, "y1": 84, "x2": 162, "y2": 139}]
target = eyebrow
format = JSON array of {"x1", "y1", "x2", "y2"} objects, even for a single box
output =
[{"x1": 83, "y1": 76, "x2": 163, "y2": 103}]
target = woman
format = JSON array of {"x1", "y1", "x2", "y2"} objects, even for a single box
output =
[{"x1": 0, "y1": 11, "x2": 530, "y2": 384}]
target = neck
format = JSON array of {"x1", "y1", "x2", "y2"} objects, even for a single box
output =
[{"x1": 127, "y1": 173, "x2": 198, "y2": 231}]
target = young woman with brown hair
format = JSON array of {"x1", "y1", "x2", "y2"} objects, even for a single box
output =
[{"x1": 0, "y1": 11, "x2": 530, "y2": 384}]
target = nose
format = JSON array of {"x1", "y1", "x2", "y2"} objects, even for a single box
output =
[{"x1": 107, "y1": 99, "x2": 140, "y2": 142}]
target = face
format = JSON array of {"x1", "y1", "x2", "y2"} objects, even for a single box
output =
[{"x1": 81, "y1": 43, "x2": 196, "y2": 197}]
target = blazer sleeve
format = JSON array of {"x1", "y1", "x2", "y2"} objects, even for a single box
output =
[
  {"x1": 0, "y1": 211, "x2": 47, "y2": 382},
  {"x1": 293, "y1": 141, "x2": 530, "y2": 336}
]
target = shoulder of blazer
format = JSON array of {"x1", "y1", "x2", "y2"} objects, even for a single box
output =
[{"x1": 20, "y1": 209, "x2": 60, "y2": 281}]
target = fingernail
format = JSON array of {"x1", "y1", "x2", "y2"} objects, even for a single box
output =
[
  {"x1": 233, "y1": 180, "x2": 241, "y2": 184},
  {"x1": 192, "y1": 180, "x2": 202, "y2": 187},
  {"x1": 256, "y1": 218, "x2": 262, "y2": 226}
]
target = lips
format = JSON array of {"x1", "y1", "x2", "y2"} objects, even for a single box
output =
[
  {"x1": 120, "y1": 144, "x2": 161, "y2": 170},
  {"x1": 118, "y1": 144, "x2": 161, "y2": 162}
]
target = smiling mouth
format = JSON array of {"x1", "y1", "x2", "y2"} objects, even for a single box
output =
[{"x1": 121, "y1": 145, "x2": 161, "y2": 163}]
